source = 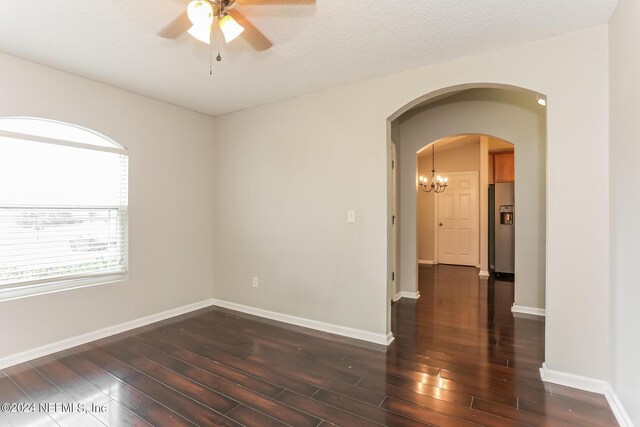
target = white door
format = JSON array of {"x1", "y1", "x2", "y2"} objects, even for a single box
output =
[{"x1": 437, "y1": 171, "x2": 479, "y2": 266}]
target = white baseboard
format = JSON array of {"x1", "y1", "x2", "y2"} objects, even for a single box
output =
[
  {"x1": 418, "y1": 259, "x2": 436, "y2": 265},
  {"x1": 512, "y1": 304, "x2": 546, "y2": 316},
  {"x1": 479, "y1": 270, "x2": 490, "y2": 279},
  {"x1": 392, "y1": 291, "x2": 420, "y2": 302},
  {"x1": 605, "y1": 386, "x2": 635, "y2": 427},
  {"x1": 539, "y1": 362, "x2": 608, "y2": 393},
  {"x1": 211, "y1": 299, "x2": 391, "y2": 346},
  {"x1": 540, "y1": 363, "x2": 633, "y2": 427},
  {"x1": 399, "y1": 291, "x2": 421, "y2": 300},
  {"x1": 0, "y1": 298, "x2": 216, "y2": 370},
  {"x1": 386, "y1": 332, "x2": 395, "y2": 345}
]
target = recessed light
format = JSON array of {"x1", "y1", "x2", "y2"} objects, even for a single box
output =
[{"x1": 537, "y1": 97, "x2": 547, "y2": 106}]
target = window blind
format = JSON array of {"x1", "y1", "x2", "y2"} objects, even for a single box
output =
[{"x1": 0, "y1": 122, "x2": 128, "y2": 292}]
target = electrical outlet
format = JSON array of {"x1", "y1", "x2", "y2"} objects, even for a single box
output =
[{"x1": 252, "y1": 277, "x2": 259, "y2": 288}]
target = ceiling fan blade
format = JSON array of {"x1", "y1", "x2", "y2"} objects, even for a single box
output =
[
  {"x1": 158, "y1": 11, "x2": 191, "y2": 39},
  {"x1": 236, "y1": 0, "x2": 315, "y2": 5},
  {"x1": 228, "y1": 9, "x2": 273, "y2": 51}
]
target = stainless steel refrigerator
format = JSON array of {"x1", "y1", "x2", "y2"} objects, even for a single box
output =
[{"x1": 489, "y1": 183, "x2": 515, "y2": 274}]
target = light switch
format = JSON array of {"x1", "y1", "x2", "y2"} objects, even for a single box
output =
[{"x1": 347, "y1": 209, "x2": 356, "y2": 223}]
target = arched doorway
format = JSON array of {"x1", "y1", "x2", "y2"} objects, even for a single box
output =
[{"x1": 386, "y1": 84, "x2": 547, "y2": 341}]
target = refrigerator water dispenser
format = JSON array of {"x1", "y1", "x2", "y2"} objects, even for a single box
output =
[{"x1": 500, "y1": 205, "x2": 514, "y2": 225}]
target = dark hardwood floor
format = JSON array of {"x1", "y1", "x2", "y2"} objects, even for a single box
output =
[{"x1": 0, "y1": 265, "x2": 617, "y2": 426}]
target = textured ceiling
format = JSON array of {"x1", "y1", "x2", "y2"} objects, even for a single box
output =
[{"x1": 0, "y1": 0, "x2": 618, "y2": 116}]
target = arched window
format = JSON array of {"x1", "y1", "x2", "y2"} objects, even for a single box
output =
[{"x1": 0, "y1": 118, "x2": 128, "y2": 300}]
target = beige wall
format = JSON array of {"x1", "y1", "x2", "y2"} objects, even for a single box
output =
[
  {"x1": 396, "y1": 89, "x2": 546, "y2": 311},
  {"x1": 610, "y1": 0, "x2": 640, "y2": 422},
  {"x1": 417, "y1": 140, "x2": 481, "y2": 262},
  {"x1": 212, "y1": 25, "x2": 610, "y2": 380},
  {"x1": 0, "y1": 53, "x2": 215, "y2": 359},
  {"x1": 0, "y1": 24, "x2": 612, "y2": 384}
]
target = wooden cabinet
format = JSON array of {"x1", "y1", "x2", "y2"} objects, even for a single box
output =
[
  {"x1": 493, "y1": 152, "x2": 514, "y2": 183},
  {"x1": 488, "y1": 154, "x2": 495, "y2": 184}
]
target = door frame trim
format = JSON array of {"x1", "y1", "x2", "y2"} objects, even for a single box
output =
[{"x1": 391, "y1": 143, "x2": 397, "y2": 300}]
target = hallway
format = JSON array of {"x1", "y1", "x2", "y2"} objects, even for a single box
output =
[{"x1": 391, "y1": 265, "x2": 616, "y2": 425}]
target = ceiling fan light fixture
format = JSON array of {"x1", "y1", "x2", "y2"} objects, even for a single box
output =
[
  {"x1": 187, "y1": 0, "x2": 214, "y2": 27},
  {"x1": 187, "y1": 24, "x2": 212, "y2": 44},
  {"x1": 218, "y1": 12, "x2": 245, "y2": 43}
]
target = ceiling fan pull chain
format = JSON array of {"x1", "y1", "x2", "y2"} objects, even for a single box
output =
[
  {"x1": 217, "y1": 0, "x2": 223, "y2": 61},
  {"x1": 209, "y1": 8, "x2": 215, "y2": 75},
  {"x1": 217, "y1": 25, "x2": 222, "y2": 62}
]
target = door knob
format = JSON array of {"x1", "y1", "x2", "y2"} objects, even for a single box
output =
[{"x1": 439, "y1": 222, "x2": 443, "y2": 226}]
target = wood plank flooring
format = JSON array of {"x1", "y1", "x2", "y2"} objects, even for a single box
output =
[{"x1": 0, "y1": 265, "x2": 618, "y2": 426}]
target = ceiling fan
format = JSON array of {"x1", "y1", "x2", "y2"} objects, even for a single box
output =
[{"x1": 158, "y1": 0, "x2": 315, "y2": 52}]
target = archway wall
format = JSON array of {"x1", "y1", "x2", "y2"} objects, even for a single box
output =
[
  {"x1": 394, "y1": 88, "x2": 546, "y2": 311},
  {"x1": 210, "y1": 25, "x2": 609, "y2": 381},
  {"x1": 382, "y1": 27, "x2": 609, "y2": 381}
]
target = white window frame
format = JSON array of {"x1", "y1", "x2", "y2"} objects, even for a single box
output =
[{"x1": 0, "y1": 119, "x2": 128, "y2": 302}]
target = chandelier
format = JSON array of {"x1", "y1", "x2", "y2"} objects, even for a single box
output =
[{"x1": 419, "y1": 144, "x2": 448, "y2": 193}]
